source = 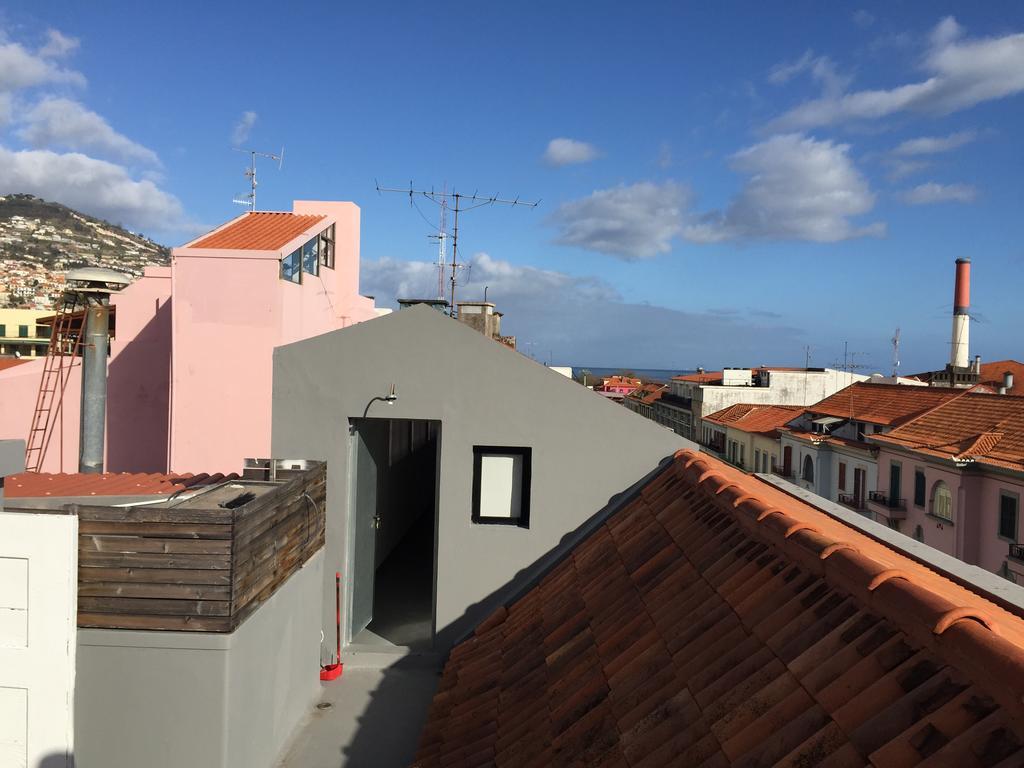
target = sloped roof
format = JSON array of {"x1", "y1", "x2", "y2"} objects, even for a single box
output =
[
  {"x1": 673, "y1": 370, "x2": 723, "y2": 384},
  {"x1": 187, "y1": 212, "x2": 326, "y2": 251},
  {"x1": 704, "y1": 403, "x2": 803, "y2": 435},
  {"x1": 0, "y1": 358, "x2": 29, "y2": 372},
  {"x1": 872, "y1": 391, "x2": 1024, "y2": 472},
  {"x1": 625, "y1": 383, "x2": 667, "y2": 405},
  {"x1": 415, "y1": 450, "x2": 1024, "y2": 767},
  {"x1": 4, "y1": 471, "x2": 238, "y2": 497},
  {"x1": 807, "y1": 382, "x2": 968, "y2": 427},
  {"x1": 979, "y1": 360, "x2": 1024, "y2": 395}
]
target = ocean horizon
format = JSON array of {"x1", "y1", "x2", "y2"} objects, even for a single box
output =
[{"x1": 570, "y1": 367, "x2": 694, "y2": 383}]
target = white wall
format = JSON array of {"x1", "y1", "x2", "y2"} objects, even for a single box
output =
[{"x1": 0, "y1": 510, "x2": 78, "y2": 768}]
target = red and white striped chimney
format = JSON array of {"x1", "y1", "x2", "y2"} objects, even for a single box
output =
[{"x1": 950, "y1": 257, "x2": 970, "y2": 368}]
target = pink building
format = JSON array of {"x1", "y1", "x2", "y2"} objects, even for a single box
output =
[
  {"x1": 0, "y1": 200, "x2": 381, "y2": 474},
  {"x1": 867, "y1": 390, "x2": 1024, "y2": 579},
  {"x1": 598, "y1": 375, "x2": 642, "y2": 395}
]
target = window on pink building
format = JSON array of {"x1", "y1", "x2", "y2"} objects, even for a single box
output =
[{"x1": 931, "y1": 481, "x2": 953, "y2": 522}]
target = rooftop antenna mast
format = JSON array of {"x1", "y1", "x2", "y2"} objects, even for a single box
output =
[
  {"x1": 427, "y1": 186, "x2": 449, "y2": 301},
  {"x1": 376, "y1": 182, "x2": 539, "y2": 316},
  {"x1": 891, "y1": 328, "x2": 901, "y2": 378},
  {"x1": 232, "y1": 146, "x2": 284, "y2": 211}
]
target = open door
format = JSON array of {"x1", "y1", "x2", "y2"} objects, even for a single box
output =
[
  {"x1": 349, "y1": 418, "x2": 440, "y2": 648},
  {"x1": 350, "y1": 421, "x2": 385, "y2": 637}
]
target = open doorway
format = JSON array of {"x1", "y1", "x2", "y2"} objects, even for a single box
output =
[{"x1": 349, "y1": 418, "x2": 439, "y2": 649}]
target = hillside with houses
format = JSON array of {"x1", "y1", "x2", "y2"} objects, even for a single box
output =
[{"x1": 0, "y1": 194, "x2": 169, "y2": 309}]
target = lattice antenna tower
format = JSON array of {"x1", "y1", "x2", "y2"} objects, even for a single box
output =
[
  {"x1": 428, "y1": 187, "x2": 449, "y2": 301},
  {"x1": 891, "y1": 328, "x2": 901, "y2": 378},
  {"x1": 376, "y1": 182, "x2": 539, "y2": 316},
  {"x1": 232, "y1": 147, "x2": 284, "y2": 211}
]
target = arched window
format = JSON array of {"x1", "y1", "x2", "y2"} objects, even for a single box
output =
[
  {"x1": 913, "y1": 525, "x2": 924, "y2": 543},
  {"x1": 931, "y1": 481, "x2": 953, "y2": 522},
  {"x1": 802, "y1": 455, "x2": 814, "y2": 482}
]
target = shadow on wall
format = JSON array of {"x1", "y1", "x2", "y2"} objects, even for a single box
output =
[
  {"x1": 38, "y1": 753, "x2": 74, "y2": 767},
  {"x1": 106, "y1": 300, "x2": 171, "y2": 472},
  {"x1": 343, "y1": 456, "x2": 678, "y2": 766}
]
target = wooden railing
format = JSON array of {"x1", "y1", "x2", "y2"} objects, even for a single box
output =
[{"x1": 71, "y1": 462, "x2": 326, "y2": 632}]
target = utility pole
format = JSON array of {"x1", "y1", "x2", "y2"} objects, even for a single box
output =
[
  {"x1": 377, "y1": 182, "x2": 539, "y2": 317},
  {"x1": 891, "y1": 328, "x2": 901, "y2": 378}
]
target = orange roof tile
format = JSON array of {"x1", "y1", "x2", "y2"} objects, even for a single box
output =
[
  {"x1": 0, "y1": 358, "x2": 29, "y2": 372},
  {"x1": 625, "y1": 383, "x2": 667, "y2": 404},
  {"x1": 415, "y1": 450, "x2": 1024, "y2": 766},
  {"x1": 872, "y1": 391, "x2": 1024, "y2": 471},
  {"x1": 979, "y1": 360, "x2": 1024, "y2": 395},
  {"x1": 187, "y1": 212, "x2": 326, "y2": 251},
  {"x1": 808, "y1": 382, "x2": 968, "y2": 426},
  {"x1": 4, "y1": 471, "x2": 239, "y2": 498},
  {"x1": 704, "y1": 403, "x2": 803, "y2": 434},
  {"x1": 672, "y1": 370, "x2": 723, "y2": 384}
]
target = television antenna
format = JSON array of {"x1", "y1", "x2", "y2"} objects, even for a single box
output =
[
  {"x1": 376, "y1": 181, "x2": 539, "y2": 316},
  {"x1": 891, "y1": 328, "x2": 901, "y2": 378},
  {"x1": 232, "y1": 147, "x2": 284, "y2": 211}
]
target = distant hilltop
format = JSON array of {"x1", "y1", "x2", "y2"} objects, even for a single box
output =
[{"x1": 0, "y1": 194, "x2": 170, "y2": 310}]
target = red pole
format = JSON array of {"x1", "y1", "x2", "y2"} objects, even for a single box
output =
[{"x1": 335, "y1": 572, "x2": 341, "y2": 664}]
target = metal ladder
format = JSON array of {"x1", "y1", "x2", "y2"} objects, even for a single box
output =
[{"x1": 25, "y1": 293, "x2": 84, "y2": 472}]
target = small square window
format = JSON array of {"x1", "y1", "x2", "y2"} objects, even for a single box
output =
[{"x1": 472, "y1": 446, "x2": 531, "y2": 528}]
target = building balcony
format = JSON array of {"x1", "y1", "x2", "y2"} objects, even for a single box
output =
[
  {"x1": 837, "y1": 493, "x2": 867, "y2": 512},
  {"x1": 1009, "y1": 543, "x2": 1024, "y2": 563},
  {"x1": 772, "y1": 467, "x2": 793, "y2": 480},
  {"x1": 867, "y1": 491, "x2": 907, "y2": 519}
]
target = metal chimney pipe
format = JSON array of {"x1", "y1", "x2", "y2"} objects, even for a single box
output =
[
  {"x1": 1006, "y1": 372, "x2": 1015, "y2": 391},
  {"x1": 79, "y1": 300, "x2": 110, "y2": 473},
  {"x1": 950, "y1": 257, "x2": 971, "y2": 369}
]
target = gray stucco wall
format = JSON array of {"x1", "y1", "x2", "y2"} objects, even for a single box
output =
[
  {"x1": 74, "y1": 550, "x2": 323, "y2": 768},
  {"x1": 271, "y1": 306, "x2": 690, "y2": 648},
  {"x1": 0, "y1": 438, "x2": 24, "y2": 478}
]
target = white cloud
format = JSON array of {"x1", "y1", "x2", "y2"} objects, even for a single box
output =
[
  {"x1": 543, "y1": 137, "x2": 600, "y2": 167},
  {"x1": 768, "y1": 51, "x2": 850, "y2": 98},
  {"x1": 232, "y1": 110, "x2": 258, "y2": 146},
  {"x1": 17, "y1": 97, "x2": 160, "y2": 166},
  {"x1": 885, "y1": 158, "x2": 929, "y2": 181},
  {"x1": 0, "y1": 36, "x2": 85, "y2": 91},
  {"x1": 901, "y1": 181, "x2": 977, "y2": 204},
  {"x1": 39, "y1": 29, "x2": 79, "y2": 58},
  {"x1": 852, "y1": 10, "x2": 875, "y2": 29},
  {"x1": 0, "y1": 146, "x2": 185, "y2": 229},
  {"x1": 549, "y1": 181, "x2": 690, "y2": 260},
  {"x1": 768, "y1": 17, "x2": 1024, "y2": 131},
  {"x1": 686, "y1": 133, "x2": 884, "y2": 243},
  {"x1": 892, "y1": 129, "x2": 976, "y2": 155},
  {"x1": 360, "y1": 252, "x2": 804, "y2": 367}
]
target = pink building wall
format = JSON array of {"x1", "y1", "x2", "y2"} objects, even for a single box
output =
[
  {"x1": 0, "y1": 201, "x2": 379, "y2": 476},
  {"x1": 168, "y1": 201, "x2": 377, "y2": 473},
  {"x1": 875, "y1": 446, "x2": 1024, "y2": 574}
]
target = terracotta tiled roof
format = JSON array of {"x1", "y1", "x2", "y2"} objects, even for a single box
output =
[
  {"x1": 672, "y1": 370, "x2": 723, "y2": 384},
  {"x1": 979, "y1": 360, "x2": 1024, "y2": 395},
  {"x1": 626, "y1": 383, "x2": 667, "y2": 405},
  {"x1": 0, "y1": 358, "x2": 29, "y2": 372},
  {"x1": 415, "y1": 450, "x2": 1024, "y2": 767},
  {"x1": 3, "y1": 471, "x2": 239, "y2": 497},
  {"x1": 704, "y1": 403, "x2": 803, "y2": 435},
  {"x1": 781, "y1": 428, "x2": 873, "y2": 452},
  {"x1": 807, "y1": 382, "x2": 968, "y2": 427},
  {"x1": 187, "y1": 212, "x2": 327, "y2": 251},
  {"x1": 871, "y1": 391, "x2": 1024, "y2": 472}
]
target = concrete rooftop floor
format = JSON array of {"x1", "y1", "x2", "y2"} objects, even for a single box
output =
[{"x1": 278, "y1": 654, "x2": 441, "y2": 768}]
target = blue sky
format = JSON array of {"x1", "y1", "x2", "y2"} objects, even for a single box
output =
[{"x1": 1, "y1": 2, "x2": 1022, "y2": 371}]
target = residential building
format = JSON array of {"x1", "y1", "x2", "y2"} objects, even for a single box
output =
[
  {"x1": 0, "y1": 201, "x2": 381, "y2": 474},
  {"x1": 700, "y1": 402, "x2": 802, "y2": 472},
  {"x1": 653, "y1": 366, "x2": 866, "y2": 440},
  {"x1": 271, "y1": 305, "x2": 688, "y2": 651},
  {"x1": 867, "y1": 390, "x2": 1024, "y2": 578},
  {"x1": 623, "y1": 382, "x2": 667, "y2": 420},
  {"x1": 596, "y1": 374, "x2": 642, "y2": 394},
  {"x1": 0, "y1": 307, "x2": 52, "y2": 357},
  {"x1": 413, "y1": 448, "x2": 1024, "y2": 766},
  {"x1": 779, "y1": 382, "x2": 970, "y2": 512}
]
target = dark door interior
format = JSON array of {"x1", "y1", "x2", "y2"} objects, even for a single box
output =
[{"x1": 350, "y1": 418, "x2": 439, "y2": 648}]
